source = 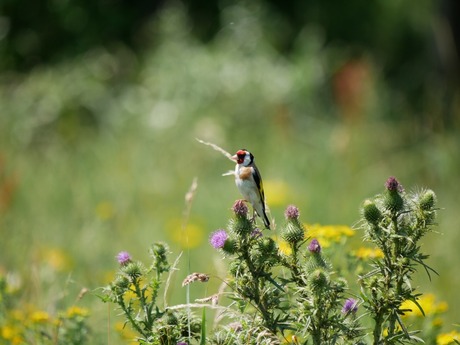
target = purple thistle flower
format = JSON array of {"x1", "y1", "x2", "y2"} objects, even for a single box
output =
[
  {"x1": 385, "y1": 176, "x2": 403, "y2": 192},
  {"x1": 285, "y1": 205, "x2": 300, "y2": 220},
  {"x1": 209, "y1": 229, "x2": 228, "y2": 249},
  {"x1": 116, "y1": 251, "x2": 131, "y2": 265},
  {"x1": 308, "y1": 238, "x2": 321, "y2": 253},
  {"x1": 232, "y1": 199, "x2": 248, "y2": 217},
  {"x1": 342, "y1": 298, "x2": 358, "y2": 314},
  {"x1": 251, "y1": 228, "x2": 263, "y2": 238}
]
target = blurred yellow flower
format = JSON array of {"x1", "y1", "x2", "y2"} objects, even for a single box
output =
[
  {"x1": 9, "y1": 309, "x2": 25, "y2": 321},
  {"x1": 437, "y1": 330, "x2": 460, "y2": 345},
  {"x1": 168, "y1": 220, "x2": 204, "y2": 249},
  {"x1": 264, "y1": 180, "x2": 290, "y2": 207},
  {"x1": 305, "y1": 224, "x2": 355, "y2": 248},
  {"x1": 30, "y1": 310, "x2": 50, "y2": 323},
  {"x1": 42, "y1": 248, "x2": 73, "y2": 271},
  {"x1": 95, "y1": 201, "x2": 115, "y2": 220},
  {"x1": 352, "y1": 247, "x2": 384, "y2": 260},
  {"x1": 0, "y1": 325, "x2": 23, "y2": 344},
  {"x1": 65, "y1": 306, "x2": 89, "y2": 318},
  {"x1": 123, "y1": 288, "x2": 137, "y2": 302},
  {"x1": 276, "y1": 238, "x2": 292, "y2": 256},
  {"x1": 280, "y1": 330, "x2": 301, "y2": 344},
  {"x1": 433, "y1": 317, "x2": 444, "y2": 327},
  {"x1": 400, "y1": 294, "x2": 448, "y2": 318},
  {"x1": 115, "y1": 321, "x2": 138, "y2": 344}
]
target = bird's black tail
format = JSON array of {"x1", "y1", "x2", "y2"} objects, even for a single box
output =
[{"x1": 262, "y1": 209, "x2": 271, "y2": 230}]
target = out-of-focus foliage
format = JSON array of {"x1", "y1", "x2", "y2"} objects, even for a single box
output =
[
  {"x1": 1, "y1": 0, "x2": 459, "y2": 113},
  {"x1": 0, "y1": 0, "x2": 164, "y2": 70}
]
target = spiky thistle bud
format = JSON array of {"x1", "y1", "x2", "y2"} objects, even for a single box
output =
[
  {"x1": 222, "y1": 237, "x2": 237, "y2": 255},
  {"x1": 164, "y1": 311, "x2": 178, "y2": 325},
  {"x1": 281, "y1": 205, "x2": 305, "y2": 244},
  {"x1": 260, "y1": 237, "x2": 277, "y2": 256},
  {"x1": 150, "y1": 242, "x2": 167, "y2": 258},
  {"x1": 150, "y1": 242, "x2": 170, "y2": 274},
  {"x1": 383, "y1": 176, "x2": 404, "y2": 212},
  {"x1": 113, "y1": 275, "x2": 130, "y2": 292},
  {"x1": 362, "y1": 199, "x2": 382, "y2": 225},
  {"x1": 419, "y1": 189, "x2": 436, "y2": 210},
  {"x1": 230, "y1": 217, "x2": 253, "y2": 237},
  {"x1": 122, "y1": 261, "x2": 143, "y2": 280},
  {"x1": 282, "y1": 222, "x2": 305, "y2": 244},
  {"x1": 335, "y1": 277, "x2": 348, "y2": 291},
  {"x1": 309, "y1": 268, "x2": 328, "y2": 291}
]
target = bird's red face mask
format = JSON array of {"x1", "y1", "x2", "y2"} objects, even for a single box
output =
[{"x1": 233, "y1": 150, "x2": 247, "y2": 164}]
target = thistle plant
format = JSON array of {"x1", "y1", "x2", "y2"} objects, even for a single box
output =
[
  {"x1": 99, "y1": 176, "x2": 443, "y2": 345},
  {"x1": 359, "y1": 177, "x2": 439, "y2": 344},
  {"x1": 99, "y1": 243, "x2": 202, "y2": 344},
  {"x1": 208, "y1": 200, "x2": 363, "y2": 345},
  {"x1": 217, "y1": 199, "x2": 285, "y2": 334}
]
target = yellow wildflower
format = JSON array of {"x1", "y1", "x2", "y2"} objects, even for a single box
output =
[
  {"x1": 305, "y1": 224, "x2": 355, "y2": 248},
  {"x1": 433, "y1": 317, "x2": 444, "y2": 327},
  {"x1": 66, "y1": 306, "x2": 89, "y2": 318},
  {"x1": 123, "y1": 288, "x2": 137, "y2": 302},
  {"x1": 1, "y1": 325, "x2": 23, "y2": 344},
  {"x1": 280, "y1": 330, "x2": 301, "y2": 344},
  {"x1": 115, "y1": 321, "x2": 138, "y2": 345},
  {"x1": 352, "y1": 247, "x2": 384, "y2": 260},
  {"x1": 42, "y1": 248, "x2": 73, "y2": 271},
  {"x1": 30, "y1": 310, "x2": 50, "y2": 323},
  {"x1": 437, "y1": 330, "x2": 460, "y2": 345},
  {"x1": 277, "y1": 239, "x2": 292, "y2": 256},
  {"x1": 400, "y1": 293, "x2": 448, "y2": 318},
  {"x1": 9, "y1": 309, "x2": 25, "y2": 321}
]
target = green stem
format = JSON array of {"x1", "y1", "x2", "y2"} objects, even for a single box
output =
[
  {"x1": 117, "y1": 294, "x2": 148, "y2": 339},
  {"x1": 311, "y1": 294, "x2": 323, "y2": 345},
  {"x1": 290, "y1": 243, "x2": 303, "y2": 285},
  {"x1": 388, "y1": 215, "x2": 403, "y2": 339},
  {"x1": 373, "y1": 313, "x2": 383, "y2": 345},
  {"x1": 133, "y1": 278, "x2": 154, "y2": 328},
  {"x1": 241, "y1": 245, "x2": 275, "y2": 332}
]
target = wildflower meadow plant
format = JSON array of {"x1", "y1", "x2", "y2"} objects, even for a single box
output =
[
  {"x1": 98, "y1": 244, "x2": 202, "y2": 344},
  {"x1": 359, "y1": 177, "x2": 441, "y2": 344},
  {"x1": 99, "y1": 177, "x2": 451, "y2": 345},
  {"x1": 0, "y1": 275, "x2": 90, "y2": 345}
]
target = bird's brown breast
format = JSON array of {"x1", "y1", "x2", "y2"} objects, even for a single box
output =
[{"x1": 238, "y1": 167, "x2": 252, "y2": 180}]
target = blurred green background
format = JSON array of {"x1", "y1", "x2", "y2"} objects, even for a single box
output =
[{"x1": 1, "y1": 0, "x2": 459, "y2": 343}]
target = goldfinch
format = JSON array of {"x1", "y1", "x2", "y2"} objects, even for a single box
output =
[{"x1": 232, "y1": 149, "x2": 270, "y2": 229}]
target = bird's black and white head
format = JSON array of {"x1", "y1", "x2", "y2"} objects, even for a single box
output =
[{"x1": 233, "y1": 149, "x2": 253, "y2": 166}]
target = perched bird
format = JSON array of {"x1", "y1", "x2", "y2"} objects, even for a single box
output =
[{"x1": 232, "y1": 149, "x2": 270, "y2": 229}]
